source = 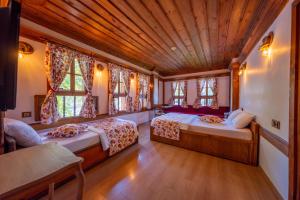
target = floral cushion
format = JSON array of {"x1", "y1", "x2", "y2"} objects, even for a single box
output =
[
  {"x1": 200, "y1": 115, "x2": 223, "y2": 123},
  {"x1": 47, "y1": 124, "x2": 88, "y2": 138}
]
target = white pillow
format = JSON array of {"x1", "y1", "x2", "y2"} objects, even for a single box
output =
[
  {"x1": 4, "y1": 118, "x2": 42, "y2": 147},
  {"x1": 226, "y1": 109, "x2": 242, "y2": 123},
  {"x1": 232, "y1": 112, "x2": 255, "y2": 129}
]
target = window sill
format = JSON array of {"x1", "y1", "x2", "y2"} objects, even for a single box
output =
[{"x1": 31, "y1": 109, "x2": 153, "y2": 131}]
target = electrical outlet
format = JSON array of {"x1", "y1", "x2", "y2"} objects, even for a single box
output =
[
  {"x1": 22, "y1": 112, "x2": 31, "y2": 118},
  {"x1": 271, "y1": 119, "x2": 280, "y2": 129}
]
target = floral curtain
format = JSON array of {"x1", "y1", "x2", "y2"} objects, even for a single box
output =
[
  {"x1": 78, "y1": 54, "x2": 96, "y2": 118},
  {"x1": 121, "y1": 69, "x2": 132, "y2": 112},
  {"x1": 108, "y1": 63, "x2": 120, "y2": 115},
  {"x1": 168, "y1": 82, "x2": 177, "y2": 106},
  {"x1": 193, "y1": 78, "x2": 206, "y2": 109},
  {"x1": 41, "y1": 42, "x2": 75, "y2": 124},
  {"x1": 134, "y1": 73, "x2": 150, "y2": 111},
  {"x1": 207, "y1": 78, "x2": 218, "y2": 109},
  {"x1": 181, "y1": 80, "x2": 188, "y2": 108}
]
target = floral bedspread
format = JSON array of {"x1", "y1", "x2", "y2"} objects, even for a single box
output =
[
  {"x1": 88, "y1": 118, "x2": 138, "y2": 156},
  {"x1": 151, "y1": 118, "x2": 181, "y2": 141}
]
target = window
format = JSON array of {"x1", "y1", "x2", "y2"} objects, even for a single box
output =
[
  {"x1": 56, "y1": 58, "x2": 86, "y2": 117},
  {"x1": 139, "y1": 77, "x2": 148, "y2": 109},
  {"x1": 199, "y1": 78, "x2": 217, "y2": 106},
  {"x1": 113, "y1": 71, "x2": 127, "y2": 112},
  {"x1": 173, "y1": 81, "x2": 185, "y2": 106}
]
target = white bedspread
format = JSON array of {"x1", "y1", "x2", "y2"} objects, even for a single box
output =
[
  {"x1": 39, "y1": 125, "x2": 110, "y2": 153},
  {"x1": 188, "y1": 118, "x2": 252, "y2": 140},
  {"x1": 151, "y1": 113, "x2": 198, "y2": 130}
]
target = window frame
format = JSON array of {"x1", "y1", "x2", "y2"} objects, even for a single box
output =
[
  {"x1": 139, "y1": 78, "x2": 148, "y2": 109},
  {"x1": 55, "y1": 58, "x2": 86, "y2": 118},
  {"x1": 199, "y1": 78, "x2": 216, "y2": 106},
  {"x1": 113, "y1": 71, "x2": 127, "y2": 112},
  {"x1": 173, "y1": 81, "x2": 185, "y2": 106}
]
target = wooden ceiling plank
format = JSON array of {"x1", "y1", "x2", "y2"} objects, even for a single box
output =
[
  {"x1": 206, "y1": 0, "x2": 219, "y2": 66},
  {"x1": 21, "y1": 4, "x2": 174, "y2": 73},
  {"x1": 239, "y1": 0, "x2": 288, "y2": 61},
  {"x1": 224, "y1": 0, "x2": 248, "y2": 62},
  {"x1": 157, "y1": 0, "x2": 199, "y2": 67},
  {"x1": 95, "y1": 0, "x2": 181, "y2": 68},
  {"x1": 110, "y1": 0, "x2": 185, "y2": 69},
  {"x1": 51, "y1": 0, "x2": 178, "y2": 70},
  {"x1": 234, "y1": 0, "x2": 261, "y2": 53},
  {"x1": 76, "y1": 0, "x2": 179, "y2": 67},
  {"x1": 217, "y1": 0, "x2": 233, "y2": 66},
  {"x1": 174, "y1": 0, "x2": 208, "y2": 68},
  {"x1": 142, "y1": 0, "x2": 197, "y2": 69},
  {"x1": 44, "y1": 1, "x2": 178, "y2": 72},
  {"x1": 191, "y1": 0, "x2": 212, "y2": 67},
  {"x1": 127, "y1": 0, "x2": 192, "y2": 68}
]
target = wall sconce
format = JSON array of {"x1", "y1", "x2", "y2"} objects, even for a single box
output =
[
  {"x1": 18, "y1": 41, "x2": 34, "y2": 58},
  {"x1": 130, "y1": 73, "x2": 135, "y2": 81},
  {"x1": 259, "y1": 32, "x2": 274, "y2": 57},
  {"x1": 95, "y1": 64, "x2": 104, "y2": 77},
  {"x1": 239, "y1": 62, "x2": 247, "y2": 76}
]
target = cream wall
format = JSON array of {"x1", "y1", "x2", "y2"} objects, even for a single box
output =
[
  {"x1": 6, "y1": 37, "x2": 138, "y2": 124},
  {"x1": 164, "y1": 76, "x2": 230, "y2": 107},
  {"x1": 239, "y1": 1, "x2": 291, "y2": 199}
]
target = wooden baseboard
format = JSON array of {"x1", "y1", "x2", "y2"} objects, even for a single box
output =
[{"x1": 258, "y1": 166, "x2": 284, "y2": 200}]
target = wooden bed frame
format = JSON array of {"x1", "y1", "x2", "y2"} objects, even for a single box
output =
[{"x1": 150, "y1": 121, "x2": 259, "y2": 166}]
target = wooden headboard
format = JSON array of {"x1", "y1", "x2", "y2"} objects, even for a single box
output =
[{"x1": 34, "y1": 95, "x2": 99, "y2": 121}]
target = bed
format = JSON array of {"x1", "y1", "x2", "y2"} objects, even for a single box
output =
[
  {"x1": 5, "y1": 118, "x2": 139, "y2": 170},
  {"x1": 150, "y1": 113, "x2": 259, "y2": 165}
]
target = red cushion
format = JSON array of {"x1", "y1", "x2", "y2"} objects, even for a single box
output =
[{"x1": 163, "y1": 105, "x2": 230, "y2": 118}]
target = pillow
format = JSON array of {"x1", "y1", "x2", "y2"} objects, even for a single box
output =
[
  {"x1": 200, "y1": 115, "x2": 223, "y2": 123},
  {"x1": 4, "y1": 118, "x2": 42, "y2": 147},
  {"x1": 47, "y1": 124, "x2": 88, "y2": 138},
  {"x1": 226, "y1": 108, "x2": 242, "y2": 122},
  {"x1": 231, "y1": 112, "x2": 255, "y2": 129}
]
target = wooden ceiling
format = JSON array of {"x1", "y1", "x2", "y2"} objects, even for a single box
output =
[{"x1": 21, "y1": 0, "x2": 287, "y2": 76}]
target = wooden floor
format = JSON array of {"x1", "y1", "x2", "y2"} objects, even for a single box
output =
[{"x1": 44, "y1": 122, "x2": 281, "y2": 200}]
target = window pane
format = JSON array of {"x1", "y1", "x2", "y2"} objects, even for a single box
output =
[
  {"x1": 207, "y1": 98, "x2": 213, "y2": 106},
  {"x1": 74, "y1": 59, "x2": 82, "y2": 75},
  {"x1": 65, "y1": 96, "x2": 75, "y2": 117},
  {"x1": 114, "y1": 83, "x2": 119, "y2": 94},
  {"x1": 75, "y1": 96, "x2": 85, "y2": 116},
  {"x1": 119, "y1": 97, "x2": 126, "y2": 111},
  {"x1": 200, "y1": 99, "x2": 206, "y2": 106},
  {"x1": 57, "y1": 95, "x2": 64, "y2": 117},
  {"x1": 179, "y1": 99, "x2": 183, "y2": 105},
  {"x1": 60, "y1": 74, "x2": 71, "y2": 91},
  {"x1": 207, "y1": 87, "x2": 213, "y2": 96},
  {"x1": 120, "y1": 81, "x2": 125, "y2": 94},
  {"x1": 75, "y1": 75, "x2": 85, "y2": 91},
  {"x1": 114, "y1": 98, "x2": 119, "y2": 111},
  {"x1": 174, "y1": 99, "x2": 179, "y2": 105}
]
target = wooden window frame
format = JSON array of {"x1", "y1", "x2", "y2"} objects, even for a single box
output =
[
  {"x1": 139, "y1": 79, "x2": 148, "y2": 109},
  {"x1": 199, "y1": 79, "x2": 215, "y2": 106},
  {"x1": 55, "y1": 59, "x2": 86, "y2": 118},
  {"x1": 173, "y1": 81, "x2": 185, "y2": 106},
  {"x1": 113, "y1": 71, "x2": 127, "y2": 112}
]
